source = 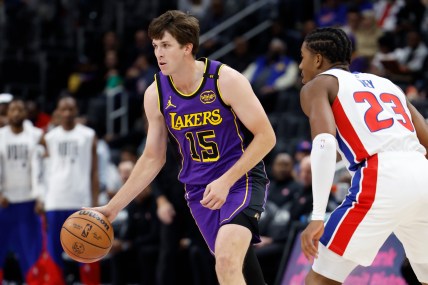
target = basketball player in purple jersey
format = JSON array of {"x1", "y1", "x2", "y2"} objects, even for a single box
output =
[
  {"x1": 92, "y1": 10, "x2": 276, "y2": 285},
  {"x1": 299, "y1": 27, "x2": 428, "y2": 284}
]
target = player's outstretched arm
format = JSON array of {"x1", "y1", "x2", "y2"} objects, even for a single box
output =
[{"x1": 95, "y1": 82, "x2": 169, "y2": 221}]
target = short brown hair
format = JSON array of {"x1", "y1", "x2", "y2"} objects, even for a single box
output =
[{"x1": 148, "y1": 10, "x2": 200, "y2": 56}]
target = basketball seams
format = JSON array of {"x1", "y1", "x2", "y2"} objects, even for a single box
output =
[
  {"x1": 61, "y1": 225, "x2": 110, "y2": 249},
  {"x1": 67, "y1": 216, "x2": 113, "y2": 243},
  {"x1": 60, "y1": 235, "x2": 103, "y2": 262}
]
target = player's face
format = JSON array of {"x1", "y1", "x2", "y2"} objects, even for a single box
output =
[
  {"x1": 57, "y1": 98, "x2": 77, "y2": 126},
  {"x1": 7, "y1": 101, "x2": 26, "y2": 127},
  {"x1": 152, "y1": 31, "x2": 188, "y2": 75},
  {"x1": 299, "y1": 42, "x2": 319, "y2": 85}
]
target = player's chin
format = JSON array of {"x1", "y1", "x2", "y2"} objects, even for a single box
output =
[
  {"x1": 159, "y1": 64, "x2": 170, "y2": 75},
  {"x1": 301, "y1": 77, "x2": 308, "y2": 85}
]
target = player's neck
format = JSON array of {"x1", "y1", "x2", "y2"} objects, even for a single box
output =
[
  {"x1": 62, "y1": 122, "x2": 76, "y2": 131},
  {"x1": 10, "y1": 124, "x2": 23, "y2": 134},
  {"x1": 328, "y1": 63, "x2": 349, "y2": 71},
  {"x1": 171, "y1": 59, "x2": 204, "y2": 94}
]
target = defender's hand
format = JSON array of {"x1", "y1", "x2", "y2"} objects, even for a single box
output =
[{"x1": 301, "y1": 220, "x2": 324, "y2": 262}]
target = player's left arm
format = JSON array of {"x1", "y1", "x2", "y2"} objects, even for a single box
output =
[
  {"x1": 218, "y1": 65, "x2": 276, "y2": 181},
  {"x1": 407, "y1": 100, "x2": 428, "y2": 157},
  {"x1": 91, "y1": 135, "x2": 100, "y2": 207},
  {"x1": 200, "y1": 65, "x2": 276, "y2": 210},
  {"x1": 33, "y1": 133, "x2": 47, "y2": 213}
]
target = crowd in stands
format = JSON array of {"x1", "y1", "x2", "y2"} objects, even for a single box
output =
[{"x1": 0, "y1": 0, "x2": 427, "y2": 284}]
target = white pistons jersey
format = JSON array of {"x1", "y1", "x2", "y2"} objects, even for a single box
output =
[
  {"x1": 322, "y1": 69, "x2": 425, "y2": 171},
  {"x1": 44, "y1": 124, "x2": 95, "y2": 210},
  {"x1": 0, "y1": 125, "x2": 43, "y2": 202}
]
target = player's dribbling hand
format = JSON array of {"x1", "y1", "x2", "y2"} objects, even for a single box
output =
[
  {"x1": 82, "y1": 205, "x2": 118, "y2": 223},
  {"x1": 200, "y1": 178, "x2": 231, "y2": 210},
  {"x1": 300, "y1": 220, "x2": 324, "y2": 262}
]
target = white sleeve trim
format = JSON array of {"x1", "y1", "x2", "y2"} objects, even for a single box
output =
[{"x1": 310, "y1": 133, "x2": 337, "y2": 221}]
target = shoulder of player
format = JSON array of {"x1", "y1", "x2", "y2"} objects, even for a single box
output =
[
  {"x1": 301, "y1": 75, "x2": 338, "y2": 96},
  {"x1": 144, "y1": 81, "x2": 163, "y2": 118},
  {"x1": 217, "y1": 64, "x2": 248, "y2": 92},
  {"x1": 75, "y1": 123, "x2": 95, "y2": 134},
  {"x1": 144, "y1": 81, "x2": 158, "y2": 99},
  {"x1": 45, "y1": 125, "x2": 60, "y2": 138}
]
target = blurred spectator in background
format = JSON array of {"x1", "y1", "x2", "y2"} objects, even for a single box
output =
[
  {"x1": 124, "y1": 53, "x2": 157, "y2": 129},
  {"x1": 124, "y1": 29, "x2": 154, "y2": 68},
  {"x1": 43, "y1": 95, "x2": 100, "y2": 284},
  {"x1": 341, "y1": 6, "x2": 361, "y2": 51},
  {"x1": 255, "y1": 152, "x2": 301, "y2": 284},
  {"x1": 374, "y1": 0, "x2": 405, "y2": 32},
  {"x1": 266, "y1": 153, "x2": 301, "y2": 207},
  {"x1": 292, "y1": 140, "x2": 311, "y2": 177},
  {"x1": 220, "y1": 36, "x2": 255, "y2": 73},
  {"x1": 315, "y1": 0, "x2": 348, "y2": 27},
  {"x1": 0, "y1": 94, "x2": 13, "y2": 128},
  {"x1": 89, "y1": 31, "x2": 123, "y2": 74},
  {"x1": 394, "y1": 0, "x2": 426, "y2": 46},
  {"x1": 67, "y1": 59, "x2": 103, "y2": 104},
  {"x1": 199, "y1": 0, "x2": 234, "y2": 56},
  {"x1": 256, "y1": 155, "x2": 337, "y2": 284},
  {"x1": 355, "y1": 9, "x2": 383, "y2": 58},
  {"x1": 119, "y1": 144, "x2": 138, "y2": 164},
  {"x1": 0, "y1": 99, "x2": 48, "y2": 284},
  {"x1": 387, "y1": 29, "x2": 428, "y2": 89},
  {"x1": 104, "y1": 50, "x2": 123, "y2": 91},
  {"x1": 351, "y1": 9, "x2": 383, "y2": 72},
  {"x1": 370, "y1": 32, "x2": 398, "y2": 76},
  {"x1": 243, "y1": 38, "x2": 299, "y2": 113},
  {"x1": 25, "y1": 99, "x2": 51, "y2": 132},
  {"x1": 178, "y1": 0, "x2": 210, "y2": 20}
]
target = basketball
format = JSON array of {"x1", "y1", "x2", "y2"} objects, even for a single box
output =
[{"x1": 60, "y1": 209, "x2": 114, "y2": 263}]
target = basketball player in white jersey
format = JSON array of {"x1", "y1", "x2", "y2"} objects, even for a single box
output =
[
  {"x1": 0, "y1": 99, "x2": 46, "y2": 284},
  {"x1": 298, "y1": 27, "x2": 428, "y2": 284},
  {"x1": 42, "y1": 95, "x2": 100, "y2": 283}
]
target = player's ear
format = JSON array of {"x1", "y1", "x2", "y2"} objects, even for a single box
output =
[
  {"x1": 184, "y1": 43, "x2": 193, "y2": 55},
  {"x1": 315, "y1": 53, "x2": 323, "y2": 68}
]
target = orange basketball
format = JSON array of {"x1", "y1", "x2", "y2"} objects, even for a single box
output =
[{"x1": 60, "y1": 209, "x2": 114, "y2": 263}]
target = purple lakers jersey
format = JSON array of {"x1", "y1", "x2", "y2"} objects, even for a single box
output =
[{"x1": 156, "y1": 58, "x2": 264, "y2": 185}]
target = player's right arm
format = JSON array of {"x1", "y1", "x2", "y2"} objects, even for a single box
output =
[
  {"x1": 96, "y1": 82, "x2": 169, "y2": 222},
  {"x1": 407, "y1": 100, "x2": 428, "y2": 157},
  {"x1": 300, "y1": 76, "x2": 337, "y2": 261}
]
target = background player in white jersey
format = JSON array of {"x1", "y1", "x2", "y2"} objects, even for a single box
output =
[
  {"x1": 298, "y1": 27, "x2": 428, "y2": 285},
  {"x1": 0, "y1": 99, "x2": 46, "y2": 284},
  {"x1": 42, "y1": 95, "x2": 99, "y2": 284}
]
